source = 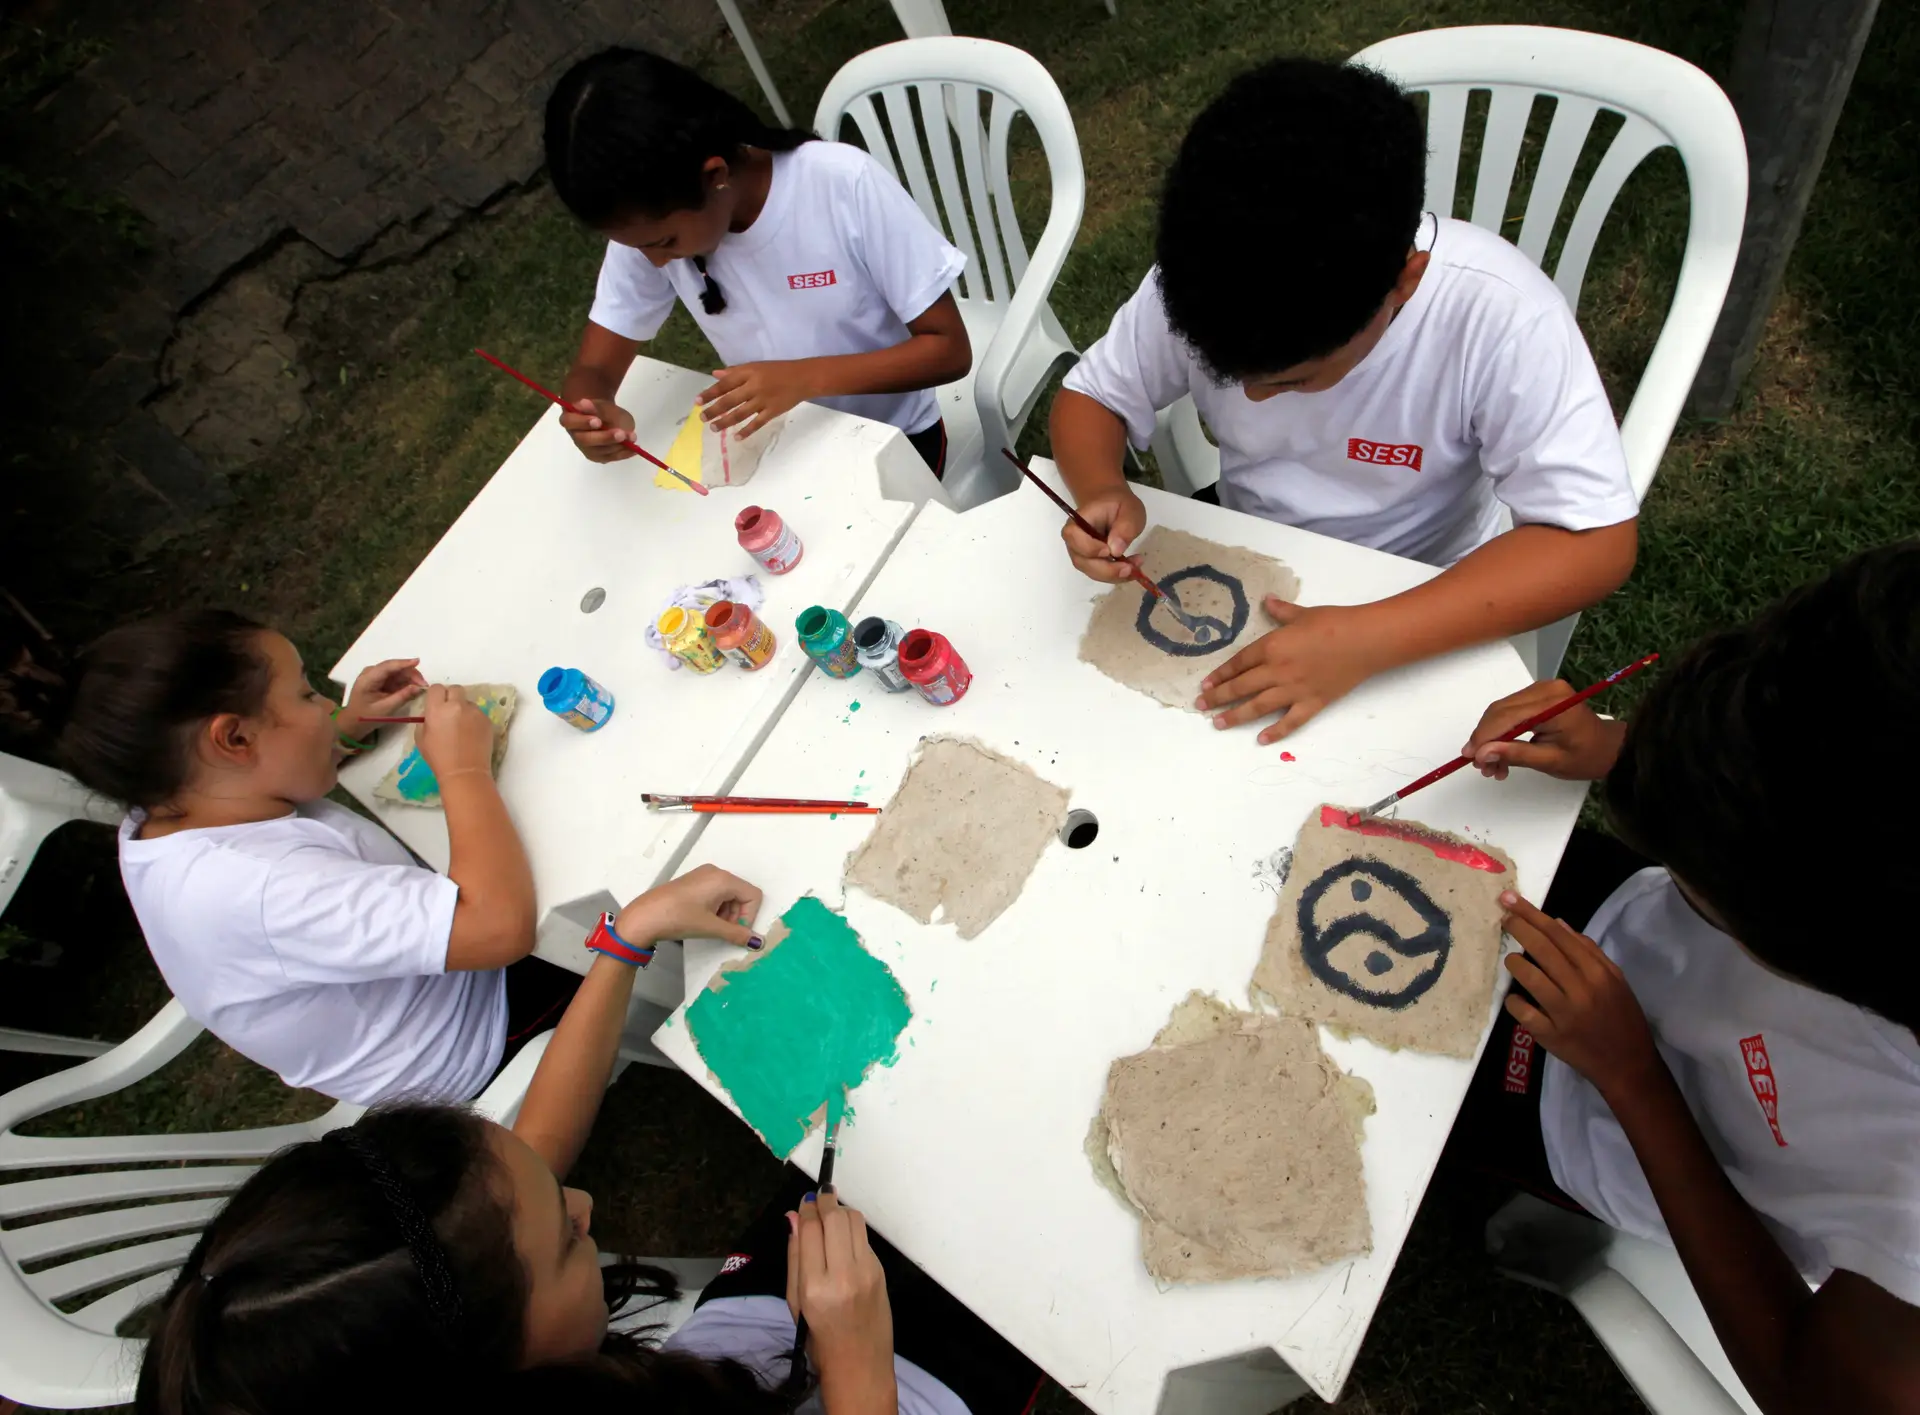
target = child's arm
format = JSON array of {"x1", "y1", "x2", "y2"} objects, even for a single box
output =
[
  {"x1": 1198, "y1": 518, "x2": 1639, "y2": 744},
  {"x1": 415, "y1": 686, "x2": 537, "y2": 971},
  {"x1": 696, "y1": 292, "x2": 971, "y2": 439},
  {"x1": 559, "y1": 320, "x2": 644, "y2": 463},
  {"x1": 1501, "y1": 894, "x2": 1920, "y2": 1414},
  {"x1": 1050, "y1": 388, "x2": 1151, "y2": 582},
  {"x1": 513, "y1": 864, "x2": 762, "y2": 1177}
]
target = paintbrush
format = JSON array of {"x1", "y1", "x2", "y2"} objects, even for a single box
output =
[
  {"x1": 788, "y1": 1114, "x2": 842, "y2": 1378},
  {"x1": 1001, "y1": 449, "x2": 1216, "y2": 644},
  {"x1": 473, "y1": 348, "x2": 710, "y2": 496},
  {"x1": 353, "y1": 715, "x2": 425, "y2": 724},
  {"x1": 644, "y1": 793, "x2": 878, "y2": 813},
  {"x1": 1353, "y1": 652, "x2": 1660, "y2": 821}
]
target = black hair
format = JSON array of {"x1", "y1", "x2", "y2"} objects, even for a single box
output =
[
  {"x1": 1606, "y1": 541, "x2": 1920, "y2": 1031},
  {"x1": 134, "y1": 1105, "x2": 805, "y2": 1415},
  {"x1": 0, "y1": 608, "x2": 272, "y2": 810},
  {"x1": 1155, "y1": 57, "x2": 1427, "y2": 381},
  {"x1": 544, "y1": 47, "x2": 815, "y2": 227}
]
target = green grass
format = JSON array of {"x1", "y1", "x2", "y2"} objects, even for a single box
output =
[{"x1": 5, "y1": 0, "x2": 1916, "y2": 1409}]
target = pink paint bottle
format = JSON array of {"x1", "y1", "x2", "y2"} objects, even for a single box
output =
[
  {"x1": 736, "y1": 505, "x2": 803, "y2": 575},
  {"x1": 899, "y1": 628, "x2": 971, "y2": 706}
]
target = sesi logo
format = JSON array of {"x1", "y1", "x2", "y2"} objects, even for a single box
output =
[
  {"x1": 1739, "y1": 1033, "x2": 1789, "y2": 1147},
  {"x1": 1502, "y1": 1024, "x2": 1537, "y2": 1094},
  {"x1": 1347, "y1": 437, "x2": 1424, "y2": 471},
  {"x1": 787, "y1": 269, "x2": 838, "y2": 290}
]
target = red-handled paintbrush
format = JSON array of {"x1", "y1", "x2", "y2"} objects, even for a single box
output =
[
  {"x1": 1001, "y1": 449, "x2": 1216, "y2": 643},
  {"x1": 474, "y1": 348, "x2": 709, "y2": 496},
  {"x1": 1354, "y1": 652, "x2": 1661, "y2": 821}
]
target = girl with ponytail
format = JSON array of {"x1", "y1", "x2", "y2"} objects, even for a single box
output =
[
  {"x1": 545, "y1": 48, "x2": 972, "y2": 478},
  {"x1": 135, "y1": 864, "x2": 1043, "y2": 1415}
]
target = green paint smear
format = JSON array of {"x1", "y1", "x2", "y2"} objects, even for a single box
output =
[
  {"x1": 849, "y1": 701, "x2": 861, "y2": 712},
  {"x1": 686, "y1": 896, "x2": 911, "y2": 1157}
]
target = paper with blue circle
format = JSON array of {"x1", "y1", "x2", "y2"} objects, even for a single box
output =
[{"x1": 1078, "y1": 527, "x2": 1301, "y2": 708}]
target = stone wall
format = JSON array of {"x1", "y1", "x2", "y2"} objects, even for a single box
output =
[{"x1": 4, "y1": 0, "x2": 724, "y2": 582}]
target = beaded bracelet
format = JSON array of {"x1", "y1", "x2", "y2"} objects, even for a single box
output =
[{"x1": 330, "y1": 707, "x2": 376, "y2": 754}]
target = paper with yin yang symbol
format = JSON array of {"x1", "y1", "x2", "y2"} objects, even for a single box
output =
[
  {"x1": 1078, "y1": 527, "x2": 1302, "y2": 709},
  {"x1": 1252, "y1": 806, "x2": 1517, "y2": 1057}
]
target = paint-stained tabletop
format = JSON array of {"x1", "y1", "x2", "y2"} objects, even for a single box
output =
[
  {"x1": 654, "y1": 466, "x2": 1589, "y2": 1415},
  {"x1": 331, "y1": 355, "x2": 947, "y2": 1014}
]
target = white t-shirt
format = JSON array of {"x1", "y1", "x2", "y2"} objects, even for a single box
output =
[
  {"x1": 1062, "y1": 217, "x2": 1639, "y2": 566},
  {"x1": 118, "y1": 800, "x2": 506, "y2": 1105},
  {"x1": 1540, "y1": 867, "x2": 1920, "y2": 1303},
  {"x1": 662, "y1": 1295, "x2": 968, "y2": 1415},
  {"x1": 590, "y1": 141, "x2": 966, "y2": 436}
]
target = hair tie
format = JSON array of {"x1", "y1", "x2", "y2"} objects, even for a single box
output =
[
  {"x1": 692, "y1": 255, "x2": 728, "y2": 315},
  {"x1": 323, "y1": 1127, "x2": 465, "y2": 1339}
]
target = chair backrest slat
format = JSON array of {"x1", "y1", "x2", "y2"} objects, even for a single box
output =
[
  {"x1": 1551, "y1": 112, "x2": 1667, "y2": 309},
  {"x1": 0, "y1": 1165, "x2": 254, "y2": 1221},
  {"x1": 987, "y1": 92, "x2": 1030, "y2": 284},
  {"x1": 948, "y1": 84, "x2": 1013, "y2": 303},
  {"x1": 1516, "y1": 94, "x2": 1602, "y2": 266},
  {"x1": 1469, "y1": 86, "x2": 1537, "y2": 232},
  {"x1": 914, "y1": 81, "x2": 990, "y2": 305},
  {"x1": 29, "y1": 1232, "x2": 199, "y2": 1306},
  {"x1": 1421, "y1": 85, "x2": 1471, "y2": 221}
]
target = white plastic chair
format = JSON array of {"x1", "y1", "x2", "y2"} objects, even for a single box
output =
[
  {"x1": 0, "y1": 1004, "x2": 554, "y2": 1408},
  {"x1": 1, "y1": 751, "x2": 120, "y2": 921},
  {"x1": 1488, "y1": 1193, "x2": 1765, "y2": 1415},
  {"x1": 1150, "y1": 26, "x2": 1747, "y2": 676},
  {"x1": 815, "y1": 38, "x2": 1086, "y2": 509},
  {"x1": 2, "y1": 752, "x2": 126, "y2": 1062}
]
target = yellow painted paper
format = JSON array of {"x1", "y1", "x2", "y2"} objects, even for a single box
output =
[{"x1": 657, "y1": 401, "x2": 703, "y2": 491}]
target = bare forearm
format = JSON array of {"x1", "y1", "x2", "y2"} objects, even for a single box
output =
[
  {"x1": 1358, "y1": 520, "x2": 1637, "y2": 670},
  {"x1": 791, "y1": 331, "x2": 969, "y2": 401},
  {"x1": 1605, "y1": 1065, "x2": 1814, "y2": 1412},
  {"x1": 513, "y1": 954, "x2": 638, "y2": 1177},
  {"x1": 818, "y1": 1354, "x2": 899, "y2": 1415},
  {"x1": 1049, "y1": 389, "x2": 1131, "y2": 503},
  {"x1": 562, "y1": 321, "x2": 640, "y2": 406},
  {"x1": 439, "y1": 773, "x2": 536, "y2": 968}
]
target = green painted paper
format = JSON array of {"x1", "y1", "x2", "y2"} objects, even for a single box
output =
[{"x1": 686, "y1": 896, "x2": 912, "y2": 1156}]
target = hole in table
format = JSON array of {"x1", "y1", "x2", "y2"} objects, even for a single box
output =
[
  {"x1": 580, "y1": 587, "x2": 606, "y2": 613},
  {"x1": 1061, "y1": 809, "x2": 1098, "y2": 849}
]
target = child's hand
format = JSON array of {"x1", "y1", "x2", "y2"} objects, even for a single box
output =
[
  {"x1": 786, "y1": 1191, "x2": 896, "y2": 1406},
  {"x1": 1501, "y1": 891, "x2": 1663, "y2": 1101},
  {"x1": 1196, "y1": 599, "x2": 1384, "y2": 743},
  {"x1": 1061, "y1": 486, "x2": 1149, "y2": 584},
  {"x1": 1464, "y1": 681, "x2": 1627, "y2": 781},
  {"x1": 415, "y1": 686, "x2": 496, "y2": 781},
  {"x1": 614, "y1": 864, "x2": 764, "y2": 949},
  {"x1": 559, "y1": 398, "x2": 637, "y2": 462},
  {"x1": 699, "y1": 362, "x2": 813, "y2": 437},
  {"x1": 340, "y1": 658, "x2": 427, "y2": 734}
]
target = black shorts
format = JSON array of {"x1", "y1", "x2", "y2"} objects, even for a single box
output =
[
  {"x1": 1443, "y1": 827, "x2": 1654, "y2": 1210},
  {"x1": 699, "y1": 1165, "x2": 1043, "y2": 1415},
  {"x1": 906, "y1": 420, "x2": 948, "y2": 479},
  {"x1": 489, "y1": 955, "x2": 583, "y2": 1080}
]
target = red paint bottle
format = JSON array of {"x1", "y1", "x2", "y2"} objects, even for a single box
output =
[{"x1": 899, "y1": 628, "x2": 971, "y2": 706}]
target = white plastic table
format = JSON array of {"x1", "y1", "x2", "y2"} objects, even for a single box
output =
[
  {"x1": 331, "y1": 356, "x2": 946, "y2": 1014},
  {"x1": 654, "y1": 466, "x2": 1588, "y2": 1413}
]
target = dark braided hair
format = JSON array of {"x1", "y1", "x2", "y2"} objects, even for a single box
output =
[
  {"x1": 134, "y1": 1104, "x2": 808, "y2": 1415},
  {"x1": 544, "y1": 47, "x2": 815, "y2": 226}
]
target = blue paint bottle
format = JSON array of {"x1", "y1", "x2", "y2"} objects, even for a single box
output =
[{"x1": 539, "y1": 666, "x2": 615, "y2": 732}]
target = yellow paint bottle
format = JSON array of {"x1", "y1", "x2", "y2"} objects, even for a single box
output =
[{"x1": 657, "y1": 606, "x2": 726, "y2": 673}]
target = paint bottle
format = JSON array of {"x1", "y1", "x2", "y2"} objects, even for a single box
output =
[
  {"x1": 658, "y1": 606, "x2": 726, "y2": 674},
  {"x1": 705, "y1": 600, "x2": 777, "y2": 670},
  {"x1": 796, "y1": 605, "x2": 861, "y2": 678},
  {"x1": 852, "y1": 616, "x2": 914, "y2": 693},
  {"x1": 736, "y1": 505, "x2": 804, "y2": 575},
  {"x1": 538, "y1": 666, "x2": 616, "y2": 731},
  {"x1": 900, "y1": 628, "x2": 972, "y2": 706}
]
